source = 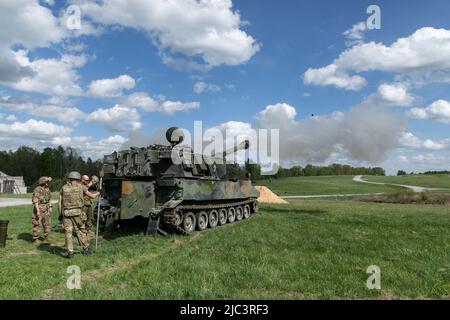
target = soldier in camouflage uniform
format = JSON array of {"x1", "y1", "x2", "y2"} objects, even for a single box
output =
[
  {"x1": 32, "y1": 176, "x2": 53, "y2": 243},
  {"x1": 81, "y1": 175, "x2": 99, "y2": 237},
  {"x1": 58, "y1": 171, "x2": 98, "y2": 258}
]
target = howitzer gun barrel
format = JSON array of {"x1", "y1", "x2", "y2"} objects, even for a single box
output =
[{"x1": 220, "y1": 140, "x2": 249, "y2": 158}]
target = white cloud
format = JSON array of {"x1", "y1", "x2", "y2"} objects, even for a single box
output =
[
  {"x1": 63, "y1": 42, "x2": 87, "y2": 52},
  {"x1": 343, "y1": 22, "x2": 367, "y2": 47},
  {"x1": 51, "y1": 134, "x2": 128, "y2": 159},
  {"x1": 377, "y1": 83, "x2": 414, "y2": 106},
  {"x1": 304, "y1": 27, "x2": 450, "y2": 90},
  {"x1": 0, "y1": 50, "x2": 87, "y2": 96},
  {"x1": 412, "y1": 153, "x2": 445, "y2": 163},
  {"x1": 123, "y1": 92, "x2": 200, "y2": 114},
  {"x1": 160, "y1": 101, "x2": 200, "y2": 115},
  {"x1": 0, "y1": 1, "x2": 100, "y2": 94},
  {"x1": 0, "y1": 119, "x2": 71, "y2": 139},
  {"x1": 194, "y1": 81, "x2": 221, "y2": 94},
  {"x1": 303, "y1": 63, "x2": 367, "y2": 91},
  {"x1": 0, "y1": 49, "x2": 35, "y2": 83},
  {"x1": 361, "y1": 83, "x2": 414, "y2": 107},
  {"x1": 409, "y1": 100, "x2": 450, "y2": 123},
  {"x1": 258, "y1": 103, "x2": 297, "y2": 124},
  {"x1": 0, "y1": 113, "x2": 17, "y2": 121},
  {"x1": 398, "y1": 155, "x2": 409, "y2": 163},
  {"x1": 72, "y1": 0, "x2": 260, "y2": 68},
  {"x1": 400, "y1": 132, "x2": 447, "y2": 150},
  {"x1": 89, "y1": 75, "x2": 136, "y2": 98},
  {"x1": 0, "y1": 95, "x2": 85, "y2": 124},
  {"x1": 86, "y1": 104, "x2": 141, "y2": 132},
  {"x1": 126, "y1": 92, "x2": 159, "y2": 112},
  {"x1": 0, "y1": 0, "x2": 65, "y2": 49}
]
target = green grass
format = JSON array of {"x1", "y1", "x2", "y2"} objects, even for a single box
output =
[
  {"x1": 255, "y1": 175, "x2": 405, "y2": 196},
  {"x1": 0, "y1": 201, "x2": 448, "y2": 300},
  {"x1": 0, "y1": 192, "x2": 59, "y2": 199},
  {"x1": 364, "y1": 174, "x2": 450, "y2": 189}
]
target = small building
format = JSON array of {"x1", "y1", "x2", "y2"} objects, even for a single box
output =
[{"x1": 0, "y1": 171, "x2": 27, "y2": 194}]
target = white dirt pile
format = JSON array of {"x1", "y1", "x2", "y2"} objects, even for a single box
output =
[{"x1": 255, "y1": 186, "x2": 289, "y2": 204}]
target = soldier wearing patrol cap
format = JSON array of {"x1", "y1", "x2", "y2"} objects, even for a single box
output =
[
  {"x1": 32, "y1": 176, "x2": 53, "y2": 243},
  {"x1": 58, "y1": 171, "x2": 99, "y2": 258}
]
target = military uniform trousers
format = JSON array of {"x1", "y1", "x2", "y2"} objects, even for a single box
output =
[
  {"x1": 82, "y1": 205, "x2": 93, "y2": 230},
  {"x1": 32, "y1": 206, "x2": 51, "y2": 241},
  {"x1": 63, "y1": 215, "x2": 89, "y2": 253}
]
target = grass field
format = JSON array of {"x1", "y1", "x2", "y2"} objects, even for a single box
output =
[
  {"x1": 0, "y1": 199, "x2": 448, "y2": 300},
  {"x1": 364, "y1": 174, "x2": 450, "y2": 189},
  {"x1": 255, "y1": 175, "x2": 405, "y2": 196}
]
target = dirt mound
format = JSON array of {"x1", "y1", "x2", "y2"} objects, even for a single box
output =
[{"x1": 255, "y1": 186, "x2": 289, "y2": 204}]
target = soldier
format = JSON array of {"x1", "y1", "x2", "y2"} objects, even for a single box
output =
[
  {"x1": 81, "y1": 175, "x2": 99, "y2": 237},
  {"x1": 87, "y1": 176, "x2": 99, "y2": 232},
  {"x1": 32, "y1": 176, "x2": 53, "y2": 243},
  {"x1": 58, "y1": 171, "x2": 99, "y2": 258}
]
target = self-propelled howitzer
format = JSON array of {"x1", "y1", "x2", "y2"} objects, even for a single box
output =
[{"x1": 98, "y1": 128, "x2": 260, "y2": 235}]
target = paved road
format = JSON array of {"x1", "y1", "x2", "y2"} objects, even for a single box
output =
[
  {"x1": 0, "y1": 198, "x2": 58, "y2": 208},
  {"x1": 282, "y1": 193, "x2": 384, "y2": 199},
  {"x1": 353, "y1": 175, "x2": 439, "y2": 193}
]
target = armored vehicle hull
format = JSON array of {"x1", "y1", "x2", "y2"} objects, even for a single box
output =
[{"x1": 98, "y1": 128, "x2": 260, "y2": 235}]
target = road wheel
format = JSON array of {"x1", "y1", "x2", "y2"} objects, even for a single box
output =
[
  {"x1": 227, "y1": 207, "x2": 236, "y2": 223},
  {"x1": 182, "y1": 212, "x2": 196, "y2": 234},
  {"x1": 236, "y1": 206, "x2": 243, "y2": 221},
  {"x1": 218, "y1": 209, "x2": 228, "y2": 225},
  {"x1": 174, "y1": 210, "x2": 182, "y2": 226},
  {"x1": 243, "y1": 204, "x2": 251, "y2": 219},
  {"x1": 196, "y1": 211, "x2": 208, "y2": 231},
  {"x1": 208, "y1": 210, "x2": 219, "y2": 228},
  {"x1": 252, "y1": 201, "x2": 259, "y2": 214}
]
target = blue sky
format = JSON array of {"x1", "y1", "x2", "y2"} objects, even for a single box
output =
[{"x1": 1, "y1": 0, "x2": 450, "y2": 174}]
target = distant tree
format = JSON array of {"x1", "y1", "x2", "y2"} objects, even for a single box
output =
[
  {"x1": 397, "y1": 170, "x2": 407, "y2": 176},
  {"x1": 245, "y1": 160, "x2": 261, "y2": 181},
  {"x1": 0, "y1": 145, "x2": 102, "y2": 192}
]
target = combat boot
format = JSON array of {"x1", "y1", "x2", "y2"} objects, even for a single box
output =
[
  {"x1": 66, "y1": 252, "x2": 74, "y2": 259},
  {"x1": 82, "y1": 247, "x2": 92, "y2": 256}
]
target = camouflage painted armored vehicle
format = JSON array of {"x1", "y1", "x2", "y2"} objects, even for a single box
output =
[{"x1": 97, "y1": 127, "x2": 260, "y2": 235}]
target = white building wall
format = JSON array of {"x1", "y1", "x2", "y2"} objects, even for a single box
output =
[{"x1": 0, "y1": 172, "x2": 27, "y2": 194}]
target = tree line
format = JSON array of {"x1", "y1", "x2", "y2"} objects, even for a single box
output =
[
  {"x1": 0, "y1": 146, "x2": 102, "y2": 192},
  {"x1": 398, "y1": 170, "x2": 450, "y2": 176},
  {"x1": 227, "y1": 162, "x2": 385, "y2": 180}
]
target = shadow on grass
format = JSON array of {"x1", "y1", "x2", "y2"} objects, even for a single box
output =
[
  {"x1": 264, "y1": 206, "x2": 328, "y2": 216},
  {"x1": 102, "y1": 217, "x2": 149, "y2": 240},
  {"x1": 17, "y1": 233, "x2": 33, "y2": 242},
  {"x1": 36, "y1": 243, "x2": 67, "y2": 257}
]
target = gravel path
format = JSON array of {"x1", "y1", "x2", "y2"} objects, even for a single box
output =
[
  {"x1": 0, "y1": 198, "x2": 58, "y2": 208},
  {"x1": 352, "y1": 175, "x2": 444, "y2": 193},
  {"x1": 282, "y1": 193, "x2": 385, "y2": 199}
]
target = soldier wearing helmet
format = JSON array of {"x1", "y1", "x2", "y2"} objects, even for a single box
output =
[
  {"x1": 32, "y1": 176, "x2": 53, "y2": 243},
  {"x1": 58, "y1": 171, "x2": 99, "y2": 258}
]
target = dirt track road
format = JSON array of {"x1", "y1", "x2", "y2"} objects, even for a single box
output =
[
  {"x1": 353, "y1": 175, "x2": 429, "y2": 193},
  {"x1": 0, "y1": 198, "x2": 58, "y2": 208}
]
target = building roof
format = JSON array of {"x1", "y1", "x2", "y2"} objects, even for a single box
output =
[{"x1": 0, "y1": 171, "x2": 7, "y2": 177}]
